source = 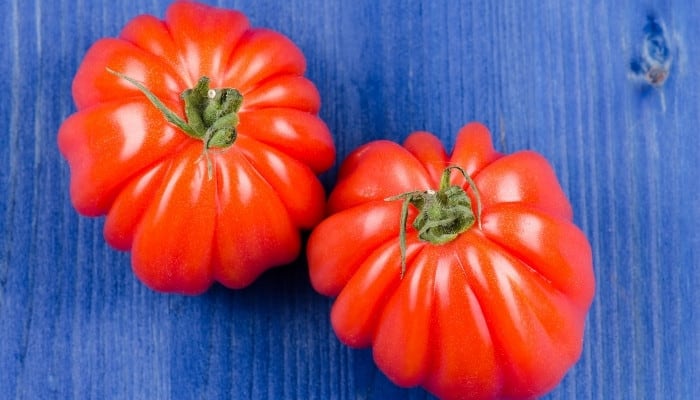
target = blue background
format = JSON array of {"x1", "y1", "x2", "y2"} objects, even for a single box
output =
[{"x1": 1, "y1": 0, "x2": 698, "y2": 399}]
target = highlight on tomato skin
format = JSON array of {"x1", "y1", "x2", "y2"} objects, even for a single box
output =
[
  {"x1": 307, "y1": 122, "x2": 595, "y2": 400},
  {"x1": 57, "y1": 1, "x2": 335, "y2": 295}
]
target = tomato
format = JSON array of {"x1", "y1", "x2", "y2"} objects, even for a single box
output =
[
  {"x1": 58, "y1": 1, "x2": 335, "y2": 294},
  {"x1": 307, "y1": 123, "x2": 595, "y2": 400}
]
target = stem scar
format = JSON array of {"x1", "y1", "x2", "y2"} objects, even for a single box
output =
[{"x1": 386, "y1": 166, "x2": 482, "y2": 278}]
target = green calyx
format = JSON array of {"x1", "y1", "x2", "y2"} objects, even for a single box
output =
[
  {"x1": 387, "y1": 166, "x2": 482, "y2": 278},
  {"x1": 106, "y1": 68, "x2": 243, "y2": 179}
]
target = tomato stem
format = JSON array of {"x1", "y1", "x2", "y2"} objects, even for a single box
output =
[
  {"x1": 386, "y1": 166, "x2": 482, "y2": 278},
  {"x1": 106, "y1": 68, "x2": 243, "y2": 179}
]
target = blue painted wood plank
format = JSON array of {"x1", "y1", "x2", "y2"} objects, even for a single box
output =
[{"x1": 1, "y1": 0, "x2": 698, "y2": 399}]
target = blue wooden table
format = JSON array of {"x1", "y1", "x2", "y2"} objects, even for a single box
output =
[{"x1": 1, "y1": 0, "x2": 698, "y2": 398}]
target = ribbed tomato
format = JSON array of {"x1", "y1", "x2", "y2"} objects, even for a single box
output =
[
  {"x1": 307, "y1": 123, "x2": 594, "y2": 399},
  {"x1": 58, "y1": 1, "x2": 335, "y2": 294}
]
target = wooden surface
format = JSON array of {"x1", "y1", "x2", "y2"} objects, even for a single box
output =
[{"x1": 1, "y1": 0, "x2": 698, "y2": 398}]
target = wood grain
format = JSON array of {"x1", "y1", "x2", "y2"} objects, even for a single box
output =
[{"x1": 1, "y1": 0, "x2": 698, "y2": 398}]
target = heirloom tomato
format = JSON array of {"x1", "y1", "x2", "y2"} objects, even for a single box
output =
[
  {"x1": 58, "y1": 1, "x2": 335, "y2": 294},
  {"x1": 307, "y1": 123, "x2": 595, "y2": 400}
]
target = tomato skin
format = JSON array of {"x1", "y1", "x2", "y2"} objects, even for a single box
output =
[
  {"x1": 307, "y1": 123, "x2": 595, "y2": 399},
  {"x1": 58, "y1": 1, "x2": 335, "y2": 294}
]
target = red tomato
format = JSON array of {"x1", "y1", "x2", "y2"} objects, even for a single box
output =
[
  {"x1": 307, "y1": 123, "x2": 595, "y2": 400},
  {"x1": 58, "y1": 1, "x2": 335, "y2": 294}
]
